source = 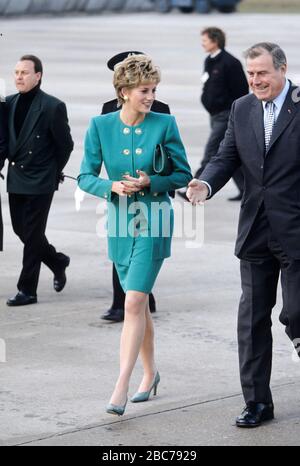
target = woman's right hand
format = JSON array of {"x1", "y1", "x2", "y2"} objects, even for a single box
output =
[{"x1": 111, "y1": 181, "x2": 140, "y2": 197}]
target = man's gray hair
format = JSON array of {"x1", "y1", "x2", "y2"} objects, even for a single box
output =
[{"x1": 244, "y1": 42, "x2": 287, "y2": 70}]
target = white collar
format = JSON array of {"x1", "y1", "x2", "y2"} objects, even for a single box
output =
[
  {"x1": 209, "y1": 49, "x2": 222, "y2": 59},
  {"x1": 262, "y1": 79, "x2": 290, "y2": 110}
]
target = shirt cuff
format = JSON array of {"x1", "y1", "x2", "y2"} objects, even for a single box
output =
[{"x1": 199, "y1": 180, "x2": 212, "y2": 198}]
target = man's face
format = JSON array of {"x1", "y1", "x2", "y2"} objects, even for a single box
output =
[
  {"x1": 246, "y1": 52, "x2": 286, "y2": 101},
  {"x1": 201, "y1": 34, "x2": 219, "y2": 54},
  {"x1": 14, "y1": 60, "x2": 41, "y2": 93}
]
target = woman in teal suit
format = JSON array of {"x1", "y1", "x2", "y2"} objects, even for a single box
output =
[{"x1": 78, "y1": 55, "x2": 192, "y2": 416}]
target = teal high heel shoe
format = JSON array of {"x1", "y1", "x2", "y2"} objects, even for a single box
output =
[
  {"x1": 106, "y1": 397, "x2": 127, "y2": 416},
  {"x1": 131, "y1": 372, "x2": 160, "y2": 403}
]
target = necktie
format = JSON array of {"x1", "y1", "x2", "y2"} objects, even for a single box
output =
[{"x1": 264, "y1": 101, "x2": 276, "y2": 149}]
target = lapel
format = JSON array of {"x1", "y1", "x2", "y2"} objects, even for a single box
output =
[
  {"x1": 14, "y1": 90, "x2": 43, "y2": 155},
  {"x1": 266, "y1": 86, "x2": 298, "y2": 155},
  {"x1": 250, "y1": 97, "x2": 265, "y2": 156}
]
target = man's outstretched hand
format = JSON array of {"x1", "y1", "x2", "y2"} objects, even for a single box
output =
[{"x1": 187, "y1": 179, "x2": 209, "y2": 205}]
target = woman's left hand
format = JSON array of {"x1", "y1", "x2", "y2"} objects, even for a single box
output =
[{"x1": 123, "y1": 170, "x2": 150, "y2": 189}]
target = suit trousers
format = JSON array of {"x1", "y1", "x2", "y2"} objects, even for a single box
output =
[
  {"x1": 195, "y1": 110, "x2": 244, "y2": 193},
  {"x1": 238, "y1": 204, "x2": 300, "y2": 405},
  {"x1": 9, "y1": 193, "x2": 65, "y2": 295}
]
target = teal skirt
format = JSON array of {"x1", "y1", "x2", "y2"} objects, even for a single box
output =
[{"x1": 115, "y1": 234, "x2": 164, "y2": 294}]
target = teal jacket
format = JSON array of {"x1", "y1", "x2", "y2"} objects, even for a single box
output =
[{"x1": 78, "y1": 111, "x2": 192, "y2": 265}]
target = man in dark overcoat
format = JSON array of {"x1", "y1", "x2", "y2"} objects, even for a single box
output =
[{"x1": 6, "y1": 55, "x2": 74, "y2": 306}]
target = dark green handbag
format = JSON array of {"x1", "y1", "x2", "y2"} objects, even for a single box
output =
[
  {"x1": 152, "y1": 144, "x2": 175, "y2": 198},
  {"x1": 153, "y1": 144, "x2": 173, "y2": 176}
]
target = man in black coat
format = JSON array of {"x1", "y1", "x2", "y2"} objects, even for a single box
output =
[
  {"x1": 187, "y1": 42, "x2": 300, "y2": 427},
  {"x1": 179, "y1": 27, "x2": 248, "y2": 202},
  {"x1": 5, "y1": 55, "x2": 74, "y2": 306},
  {"x1": 100, "y1": 51, "x2": 170, "y2": 323},
  {"x1": 0, "y1": 101, "x2": 8, "y2": 252}
]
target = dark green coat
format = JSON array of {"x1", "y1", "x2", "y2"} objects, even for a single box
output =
[
  {"x1": 78, "y1": 111, "x2": 192, "y2": 266},
  {"x1": 6, "y1": 89, "x2": 73, "y2": 194}
]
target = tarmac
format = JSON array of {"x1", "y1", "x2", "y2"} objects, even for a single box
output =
[{"x1": 0, "y1": 11, "x2": 300, "y2": 447}]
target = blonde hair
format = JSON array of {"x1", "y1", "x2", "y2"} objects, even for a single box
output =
[{"x1": 113, "y1": 54, "x2": 161, "y2": 106}]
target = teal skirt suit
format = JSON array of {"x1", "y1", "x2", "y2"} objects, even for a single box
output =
[{"x1": 78, "y1": 110, "x2": 192, "y2": 293}]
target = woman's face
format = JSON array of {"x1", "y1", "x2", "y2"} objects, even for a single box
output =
[{"x1": 123, "y1": 82, "x2": 157, "y2": 113}]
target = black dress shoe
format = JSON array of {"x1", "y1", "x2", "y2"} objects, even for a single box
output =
[
  {"x1": 7, "y1": 291, "x2": 37, "y2": 307},
  {"x1": 236, "y1": 402, "x2": 274, "y2": 428},
  {"x1": 101, "y1": 308, "x2": 124, "y2": 322},
  {"x1": 228, "y1": 193, "x2": 243, "y2": 201},
  {"x1": 53, "y1": 255, "x2": 70, "y2": 292}
]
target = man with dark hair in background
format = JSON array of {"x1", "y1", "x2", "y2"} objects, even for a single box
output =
[
  {"x1": 179, "y1": 27, "x2": 248, "y2": 202},
  {"x1": 5, "y1": 55, "x2": 74, "y2": 306}
]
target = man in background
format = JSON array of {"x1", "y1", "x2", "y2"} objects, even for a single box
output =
[
  {"x1": 179, "y1": 27, "x2": 248, "y2": 201},
  {"x1": 5, "y1": 55, "x2": 73, "y2": 306}
]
